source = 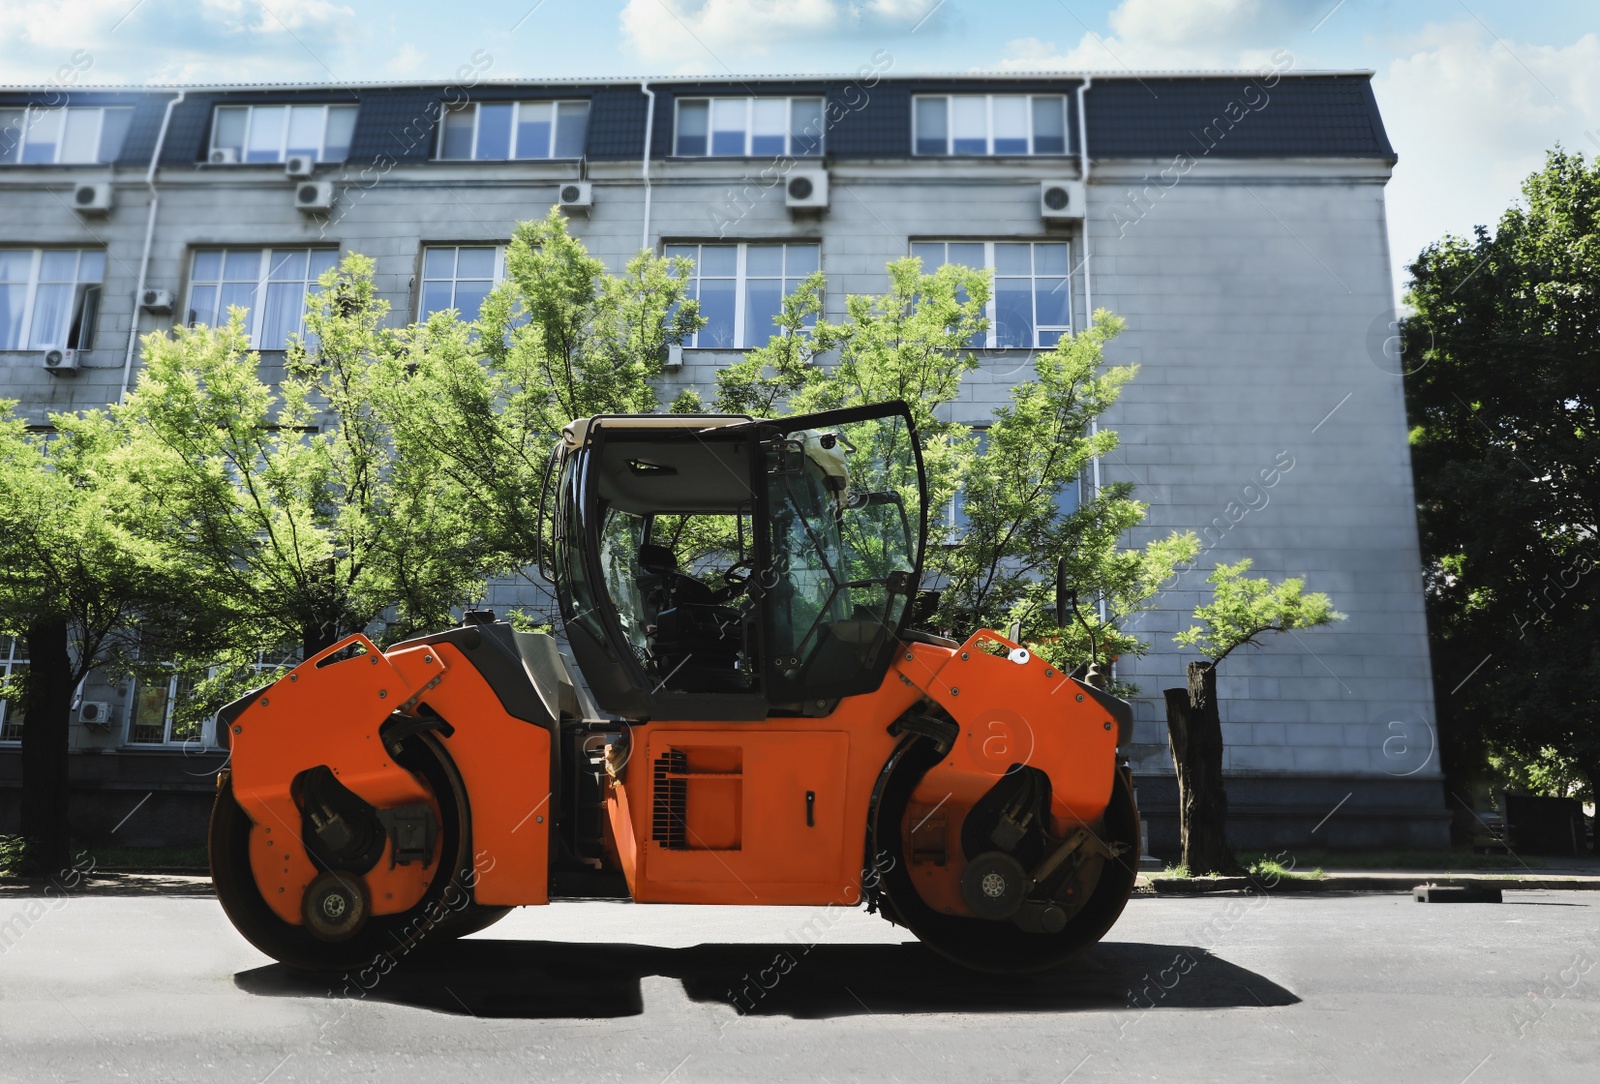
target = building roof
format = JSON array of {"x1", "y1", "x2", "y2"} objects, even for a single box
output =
[{"x1": 0, "y1": 72, "x2": 1394, "y2": 167}]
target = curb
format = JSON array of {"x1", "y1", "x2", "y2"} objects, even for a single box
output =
[{"x1": 1143, "y1": 874, "x2": 1600, "y2": 895}]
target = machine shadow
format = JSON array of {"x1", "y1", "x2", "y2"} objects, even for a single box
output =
[{"x1": 235, "y1": 937, "x2": 1298, "y2": 1020}]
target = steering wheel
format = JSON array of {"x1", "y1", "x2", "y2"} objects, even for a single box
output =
[{"x1": 715, "y1": 561, "x2": 755, "y2": 603}]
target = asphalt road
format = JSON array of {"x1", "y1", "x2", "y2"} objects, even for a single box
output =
[{"x1": 0, "y1": 887, "x2": 1595, "y2": 1083}]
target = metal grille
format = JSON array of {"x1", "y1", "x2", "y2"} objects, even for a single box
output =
[{"x1": 651, "y1": 748, "x2": 688, "y2": 849}]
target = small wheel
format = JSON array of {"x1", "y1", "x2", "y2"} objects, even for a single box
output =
[
  {"x1": 211, "y1": 732, "x2": 479, "y2": 971},
  {"x1": 302, "y1": 871, "x2": 370, "y2": 942},
  {"x1": 870, "y1": 739, "x2": 1140, "y2": 974}
]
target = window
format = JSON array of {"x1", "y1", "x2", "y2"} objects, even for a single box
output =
[
  {"x1": 947, "y1": 429, "x2": 1080, "y2": 539},
  {"x1": 662, "y1": 242, "x2": 819, "y2": 349},
  {"x1": 419, "y1": 245, "x2": 504, "y2": 321},
  {"x1": 913, "y1": 95, "x2": 1067, "y2": 156},
  {"x1": 0, "y1": 248, "x2": 105, "y2": 351},
  {"x1": 126, "y1": 648, "x2": 294, "y2": 747},
  {"x1": 185, "y1": 248, "x2": 339, "y2": 350},
  {"x1": 0, "y1": 105, "x2": 133, "y2": 165},
  {"x1": 437, "y1": 100, "x2": 589, "y2": 160},
  {"x1": 127, "y1": 673, "x2": 201, "y2": 746},
  {"x1": 0, "y1": 635, "x2": 26, "y2": 742},
  {"x1": 674, "y1": 97, "x2": 824, "y2": 157},
  {"x1": 210, "y1": 104, "x2": 357, "y2": 163},
  {"x1": 911, "y1": 241, "x2": 1072, "y2": 349}
]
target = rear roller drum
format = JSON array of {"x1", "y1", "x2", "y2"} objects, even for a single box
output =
[
  {"x1": 210, "y1": 732, "x2": 504, "y2": 971},
  {"x1": 870, "y1": 738, "x2": 1140, "y2": 974}
]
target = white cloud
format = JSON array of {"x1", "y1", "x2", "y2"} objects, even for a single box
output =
[
  {"x1": 0, "y1": 0, "x2": 362, "y2": 84},
  {"x1": 618, "y1": 0, "x2": 936, "y2": 67},
  {"x1": 200, "y1": 0, "x2": 356, "y2": 35},
  {"x1": 1377, "y1": 22, "x2": 1600, "y2": 293},
  {"x1": 996, "y1": 0, "x2": 1326, "y2": 71}
]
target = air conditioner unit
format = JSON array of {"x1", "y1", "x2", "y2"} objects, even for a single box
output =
[
  {"x1": 210, "y1": 147, "x2": 239, "y2": 165},
  {"x1": 285, "y1": 154, "x2": 315, "y2": 179},
  {"x1": 140, "y1": 288, "x2": 173, "y2": 313},
  {"x1": 73, "y1": 182, "x2": 112, "y2": 214},
  {"x1": 785, "y1": 168, "x2": 829, "y2": 210},
  {"x1": 1040, "y1": 179, "x2": 1086, "y2": 220},
  {"x1": 77, "y1": 701, "x2": 113, "y2": 727},
  {"x1": 558, "y1": 181, "x2": 593, "y2": 211},
  {"x1": 295, "y1": 180, "x2": 334, "y2": 213},
  {"x1": 42, "y1": 347, "x2": 79, "y2": 374},
  {"x1": 663, "y1": 343, "x2": 684, "y2": 371}
]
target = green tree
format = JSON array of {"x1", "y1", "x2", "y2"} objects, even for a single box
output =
[
  {"x1": 0, "y1": 405, "x2": 211, "y2": 875},
  {"x1": 711, "y1": 256, "x2": 1197, "y2": 681},
  {"x1": 1168, "y1": 560, "x2": 1342, "y2": 874},
  {"x1": 385, "y1": 208, "x2": 702, "y2": 618},
  {"x1": 1402, "y1": 148, "x2": 1600, "y2": 837},
  {"x1": 111, "y1": 254, "x2": 488, "y2": 679}
]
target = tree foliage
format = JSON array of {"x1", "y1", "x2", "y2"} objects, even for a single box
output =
[
  {"x1": 1175, "y1": 559, "x2": 1342, "y2": 665},
  {"x1": 0, "y1": 403, "x2": 213, "y2": 873},
  {"x1": 1402, "y1": 147, "x2": 1600, "y2": 812},
  {"x1": 385, "y1": 209, "x2": 702, "y2": 616},
  {"x1": 110, "y1": 254, "x2": 488, "y2": 672}
]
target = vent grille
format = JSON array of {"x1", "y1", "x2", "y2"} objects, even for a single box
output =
[{"x1": 651, "y1": 748, "x2": 688, "y2": 849}]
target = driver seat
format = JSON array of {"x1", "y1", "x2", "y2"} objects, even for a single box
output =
[{"x1": 636, "y1": 544, "x2": 749, "y2": 692}]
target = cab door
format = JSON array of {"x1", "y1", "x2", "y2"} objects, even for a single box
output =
[{"x1": 757, "y1": 402, "x2": 927, "y2": 704}]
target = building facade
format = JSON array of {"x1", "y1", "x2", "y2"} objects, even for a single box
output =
[{"x1": 0, "y1": 70, "x2": 1447, "y2": 851}]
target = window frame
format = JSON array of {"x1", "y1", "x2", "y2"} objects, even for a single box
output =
[
  {"x1": 0, "y1": 105, "x2": 133, "y2": 165},
  {"x1": 672, "y1": 96, "x2": 826, "y2": 158},
  {"x1": 123, "y1": 648, "x2": 298, "y2": 749},
  {"x1": 0, "y1": 635, "x2": 27, "y2": 743},
  {"x1": 662, "y1": 240, "x2": 821, "y2": 349},
  {"x1": 208, "y1": 103, "x2": 359, "y2": 164},
  {"x1": 416, "y1": 243, "x2": 507, "y2": 322},
  {"x1": 909, "y1": 239, "x2": 1074, "y2": 350},
  {"x1": 910, "y1": 94, "x2": 1069, "y2": 157},
  {"x1": 182, "y1": 246, "x2": 341, "y2": 351},
  {"x1": 434, "y1": 99, "x2": 591, "y2": 161},
  {"x1": 945, "y1": 427, "x2": 1081, "y2": 542},
  {"x1": 0, "y1": 247, "x2": 106, "y2": 352}
]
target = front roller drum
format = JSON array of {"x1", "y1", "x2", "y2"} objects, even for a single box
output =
[
  {"x1": 871, "y1": 738, "x2": 1141, "y2": 974},
  {"x1": 210, "y1": 733, "x2": 506, "y2": 971}
]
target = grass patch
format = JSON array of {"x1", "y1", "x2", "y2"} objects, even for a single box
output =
[
  {"x1": 86, "y1": 843, "x2": 209, "y2": 870},
  {"x1": 2, "y1": 836, "x2": 209, "y2": 876},
  {"x1": 1245, "y1": 854, "x2": 1325, "y2": 881}
]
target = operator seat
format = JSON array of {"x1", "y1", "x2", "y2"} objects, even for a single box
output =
[{"x1": 635, "y1": 544, "x2": 749, "y2": 693}]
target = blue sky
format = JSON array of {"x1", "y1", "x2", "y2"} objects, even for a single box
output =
[{"x1": 4, "y1": 1, "x2": 1597, "y2": 297}]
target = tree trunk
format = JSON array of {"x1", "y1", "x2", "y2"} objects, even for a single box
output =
[
  {"x1": 302, "y1": 619, "x2": 339, "y2": 661},
  {"x1": 1586, "y1": 763, "x2": 1600, "y2": 857},
  {"x1": 19, "y1": 616, "x2": 73, "y2": 878},
  {"x1": 1164, "y1": 660, "x2": 1243, "y2": 875}
]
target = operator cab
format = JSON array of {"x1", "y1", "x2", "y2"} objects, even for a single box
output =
[{"x1": 547, "y1": 403, "x2": 926, "y2": 721}]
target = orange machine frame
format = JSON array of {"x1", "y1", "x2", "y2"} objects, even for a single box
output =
[{"x1": 230, "y1": 626, "x2": 1118, "y2": 923}]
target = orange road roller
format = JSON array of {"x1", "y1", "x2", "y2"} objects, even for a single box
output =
[{"x1": 210, "y1": 402, "x2": 1140, "y2": 973}]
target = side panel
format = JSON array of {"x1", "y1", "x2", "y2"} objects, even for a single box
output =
[
  {"x1": 895, "y1": 630, "x2": 1124, "y2": 919},
  {"x1": 612, "y1": 679, "x2": 920, "y2": 905},
  {"x1": 413, "y1": 643, "x2": 551, "y2": 907},
  {"x1": 231, "y1": 636, "x2": 441, "y2": 924},
  {"x1": 900, "y1": 630, "x2": 1120, "y2": 827}
]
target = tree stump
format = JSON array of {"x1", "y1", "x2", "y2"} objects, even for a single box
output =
[{"x1": 1164, "y1": 660, "x2": 1243, "y2": 875}]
